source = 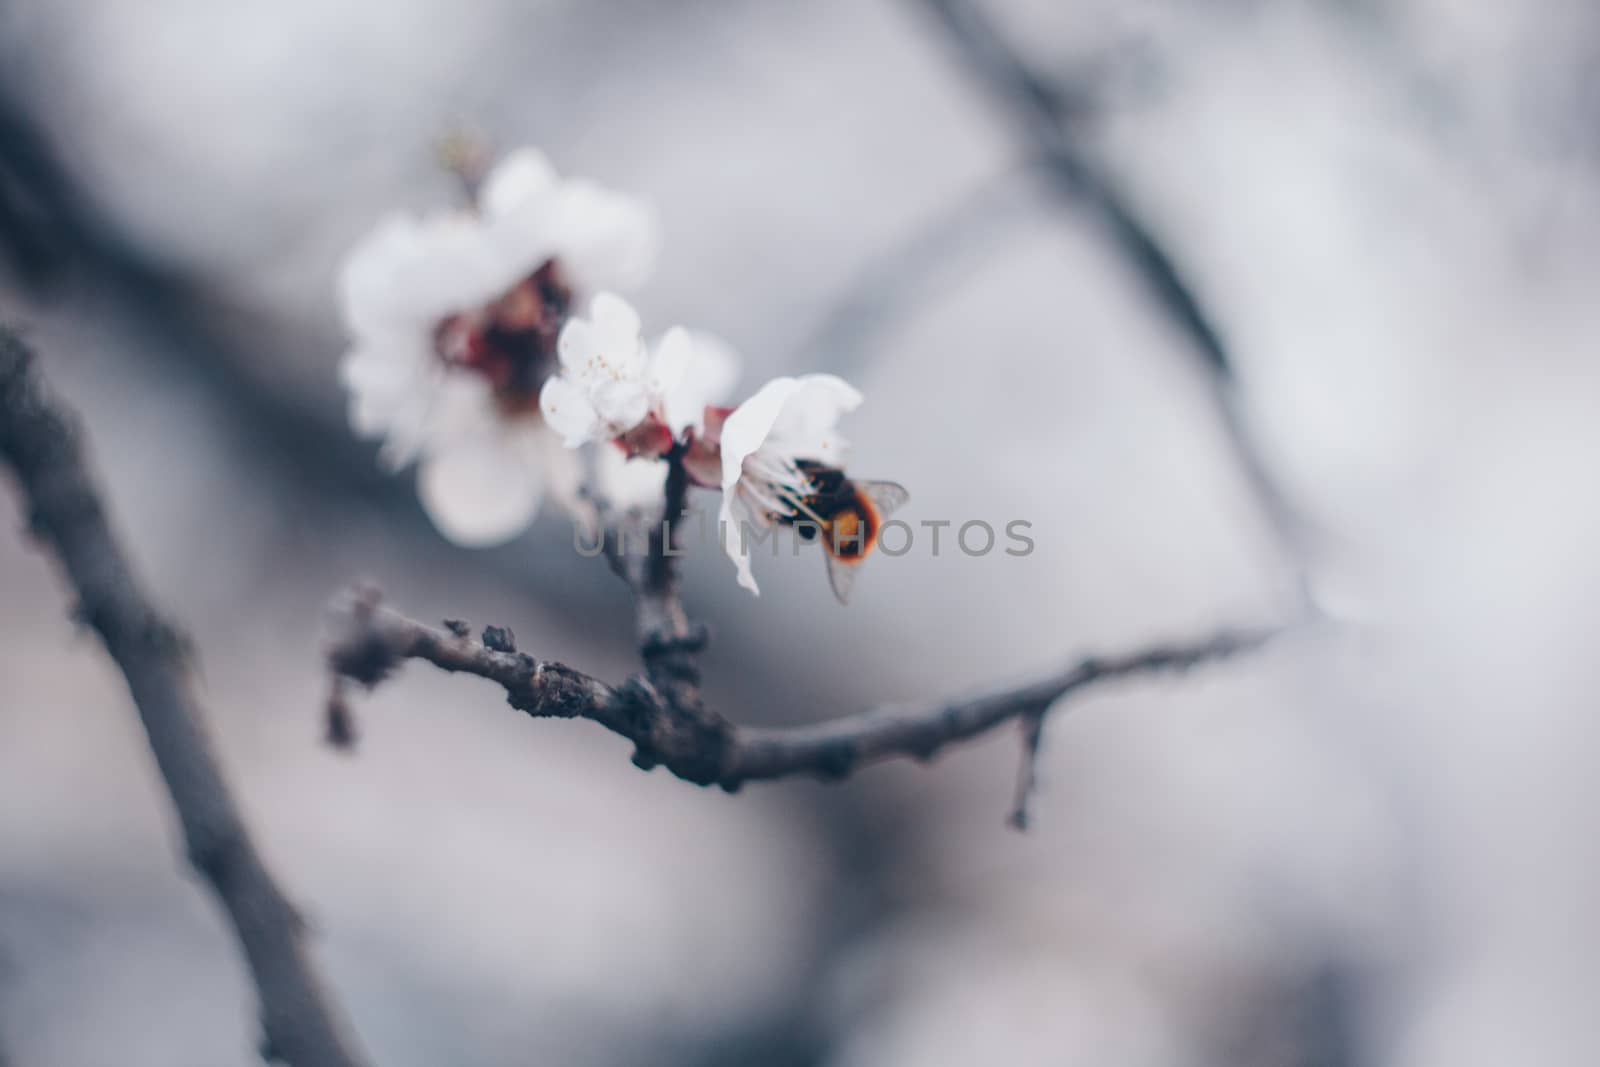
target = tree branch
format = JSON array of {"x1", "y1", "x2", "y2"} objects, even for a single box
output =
[
  {"x1": 324, "y1": 418, "x2": 1278, "y2": 817},
  {"x1": 0, "y1": 327, "x2": 371, "y2": 1067},
  {"x1": 326, "y1": 588, "x2": 1276, "y2": 800}
]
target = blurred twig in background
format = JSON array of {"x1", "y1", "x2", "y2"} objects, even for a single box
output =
[
  {"x1": 0, "y1": 83, "x2": 395, "y2": 496},
  {"x1": 0, "y1": 89, "x2": 117, "y2": 288},
  {"x1": 909, "y1": 0, "x2": 1232, "y2": 372},
  {"x1": 794, "y1": 165, "x2": 1037, "y2": 377},
  {"x1": 0, "y1": 327, "x2": 372, "y2": 1067},
  {"x1": 907, "y1": 0, "x2": 1314, "y2": 607}
]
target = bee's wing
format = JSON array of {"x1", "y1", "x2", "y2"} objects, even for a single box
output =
[
  {"x1": 822, "y1": 551, "x2": 859, "y2": 605},
  {"x1": 856, "y1": 480, "x2": 909, "y2": 518},
  {"x1": 815, "y1": 481, "x2": 906, "y2": 605}
]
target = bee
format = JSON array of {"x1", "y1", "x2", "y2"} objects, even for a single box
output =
[{"x1": 780, "y1": 459, "x2": 909, "y2": 604}]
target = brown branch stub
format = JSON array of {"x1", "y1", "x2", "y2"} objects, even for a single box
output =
[
  {"x1": 325, "y1": 587, "x2": 1277, "y2": 806},
  {"x1": 324, "y1": 676, "x2": 358, "y2": 751},
  {"x1": 0, "y1": 326, "x2": 372, "y2": 1067},
  {"x1": 323, "y1": 588, "x2": 616, "y2": 727},
  {"x1": 1007, "y1": 709, "x2": 1048, "y2": 832}
]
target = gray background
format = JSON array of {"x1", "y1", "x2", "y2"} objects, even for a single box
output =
[{"x1": 2, "y1": 1, "x2": 1598, "y2": 1064}]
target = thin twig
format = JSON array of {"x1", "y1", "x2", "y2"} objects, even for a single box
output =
[
  {"x1": 0, "y1": 327, "x2": 371, "y2": 1067},
  {"x1": 0, "y1": 84, "x2": 400, "y2": 504},
  {"x1": 327, "y1": 589, "x2": 1276, "y2": 798},
  {"x1": 601, "y1": 444, "x2": 708, "y2": 689},
  {"x1": 907, "y1": 0, "x2": 1232, "y2": 374},
  {"x1": 906, "y1": 0, "x2": 1313, "y2": 606},
  {"x1": 0, "y1": 89, "x2": 120, "y2": 287},
  {"x1": 1007, "y1": 709, "x2": 1047, "y2": 831},
  {"x1": 794, "y1": 165, "x2": 1037, "y2": 377}
]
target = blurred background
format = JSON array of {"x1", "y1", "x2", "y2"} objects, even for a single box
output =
[{"x1": 3, "y1": 0, "x2": 1599, "y2": 1064}]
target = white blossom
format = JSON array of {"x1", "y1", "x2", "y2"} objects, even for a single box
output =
[
  {"x1": 337, "y1": 148, "x2": 657, "y2": 545},
  {"x1": 716, "y1": 374, "x2": 864, "y2": 594},
  {"x1": 540, "y1": 292, "x2": 740, "y2": 454}
]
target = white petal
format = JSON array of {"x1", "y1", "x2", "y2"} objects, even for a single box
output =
[
  {"x1": 540, "y1": 375, "x2": 602, "y2": 447},
  {"x1": 767, "y1": 374, "x2": 864, "y2": 459},
  {"x1": 350, "y1": 388, "x2": 402, "y2": 441},
  {"x1": 479, "y1": 148, "x2": 557, "y2": 219},
  {"x1": 717, "y1": 493, "x2": 763, "y2": 595},
  {"x1": 590, "y1": 291, "x2": 640, "y2": 341},
  {"x1": 377, "y1": 368, "x2": 499, "y2": 469},
  {"x1": 339, "y1": 335, "x2": 434, "y2": 437},
  {"x1": 589, "y1": 292, "x2": 646, "y2": 378},
  {"x1": 593, "y1": 445, "x2": 669, "y2": 511},
  {"x1": 660, "y1": 329, "x2": 740, "y2": 436},
  {"x1": 340, "y1": 339, "x2": 427, "y2": 395},
  {"x1": 646, "y1": 326, "x2": 693, "y2": 400},
  {"x1": 718, "y1": 377, "x2": 807, "y2": 492},
  {"x1": 719, "y1": 374, "x2": 861, "y2": 490},
  {"x1": 422, "y1": 373, "x2": 499, "y2": 451},
  {"x1": 348, "y1": 369, "x2": 427, "y2": 441},
  {"x1": 370, "y1": 386, "x2": 437, "y2": 469},
  {"x1": 416, "y1": 434, "x2": 544, "y2": 547},
  {"x1": 339, "y1": 213, "x2": 515, "y2": 336},
  {"x1": 557, "y1": 318, "x2": 600, "y2": 373},
  {"x1": 339, "y1": 216, "x2": 427, "y2": 335},
  {"x1": 590, "y1": 378, "x2": 650, "y2": 433},
  {"x1": 371, "y1": 365, "x2": 463, "y2": 469},
  {"x1": 549, "y1": 183, "x2": 660, "y2": 292}
]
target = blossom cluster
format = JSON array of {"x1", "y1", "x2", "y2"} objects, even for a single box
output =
[{"x1": 338, "y1": 147, "x2": 904, "y2": 599}]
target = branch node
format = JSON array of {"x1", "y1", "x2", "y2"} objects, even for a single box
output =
[
  {"x1": 325, "y1": 586, "x2": 399, "y2": 687},
  {"x1": 813, "y1": 741, "x2": 860, "y2": 782},
  {"x1": 505, "y1": 661, "x2": 598, "y2": 720},
  {"x1": 481, "y1": 624, "x2": 517, "y2": 653},
  {"x1": 640, "y1": 621, "x2": 709, "y2": 658}
]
